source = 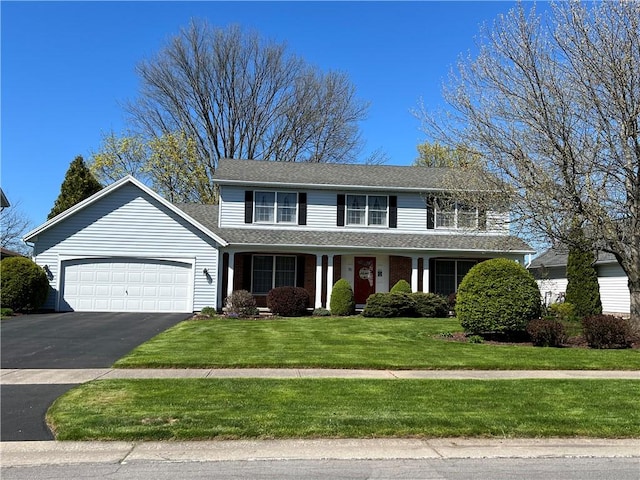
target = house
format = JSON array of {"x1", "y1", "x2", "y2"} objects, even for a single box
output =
[
  {"x1": 24, "y1": 159, "x2": 534, "y2": 313},
  {"x1": 528, "y1": 246, "x2": 630, "y2": 317},
  {"x1": 1, "y1": 188, "x2": 10, "y2": 210}
]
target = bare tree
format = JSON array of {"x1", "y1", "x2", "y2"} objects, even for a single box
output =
[
  {"x1": 1, "y1": 201, "x2": 32, "y2": 256},
  {"x1": 113, "y1": 21, "x2": 367, "y2": 201},
  {"x1": 416, "y1": 1, "x2": 640, "y2": 328}
]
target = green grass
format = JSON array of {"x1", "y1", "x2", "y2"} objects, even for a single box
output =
[
  {"x1": 47, "y1": 378, "x2": 640, "y2": 440},
  {"x1": 114, "y1": 317, "x2": 640, "y2": 370}
]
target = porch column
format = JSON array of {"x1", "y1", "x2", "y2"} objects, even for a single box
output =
[
  {"x1": 422, "y1": 256, "x2": 431, "y2": 293},
  {"x1": 326, "y1": 254, "x2": 334, "y2": 308},
  {"x1": 411, "y1": 256, "x2": 419, "y2": 292},
  {"x1": 315, "y1": 254, "x2": 323, "y2": 309},
  {"x1": 226, "y1": 251, "x2": 235, "y2": 299}
]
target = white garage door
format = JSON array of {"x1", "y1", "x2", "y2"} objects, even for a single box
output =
[{"x1": 61, "y1": 258, "x2": 192, "y2": 312}]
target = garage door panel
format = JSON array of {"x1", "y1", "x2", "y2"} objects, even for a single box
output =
[{"x1": 61, "y1": 258, "x2": 192, "y2": 313}]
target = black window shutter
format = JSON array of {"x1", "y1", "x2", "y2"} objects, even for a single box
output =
[
  {"x1": 296, "y1": 256, "x2": 306, "y2": 288},
  {"x1": 426, "y1": 196, "x2": 435, "y2": 229},
  {"x1": 337, "y1": 194, "x2": 345, "y2": 226},
  {"x1": 389, "y1": 195, "x2": 397, "y2": 228},
  {"x1": 242, "y1": 255, "x2": 252, "y2": 291},
  {"x1": 244, "y1": 191, "x2": 254, "y2": 224},
  {"x1": 478, "y1": 208, "x2": 487, "y2": 231},
  {"x1": 298, "y1": 192, "x2": 307, "y2": 225}
]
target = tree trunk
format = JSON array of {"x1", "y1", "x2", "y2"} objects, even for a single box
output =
[{"x1": 629, "y1": 279, "x2": 640, "y2": 334}]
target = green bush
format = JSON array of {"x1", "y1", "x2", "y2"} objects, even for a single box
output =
[
  {"x1": 362, "y1": 293, "x2": 416, "y2": 318},
  {"x1": 548, "y1": 302, "x2": 577, "y2": 322},
  {"x1": 330, "y1": 278, "x2": 355, "y2": 316},
  {"x1": 1, "y1": 257, "x2": 49, "y2": 312},
  {"x1": 456, "y1": 258, "x2": 542, "y2": 335},
  {"x1": 225, "y1": 290, "x2": 259, "y2": 318},
  {"x1": 200, "y1": 306, "x2": 217, "y2": 318},
  {"x1": 565, "y1": 237, "x2": 602, "y2": 318},
  {"x1": 267, "y1": 287, "x2": 309, "y2": 317},
  {"x1": 411, "y1": 292, "x2": 449, "y2": 318},
  {"x1": 526, "y1": 318, "x2": 567, "y2": 347},
  {"x1": 1, "y1": 308, "x2": 14, "y2": 318},
  {"x1": 582, "y1": 314, "x2": 633, "y2": 349},
  {"x1": 390, "y1": 279, "x2": 412, "y2": 294},
  {"x1": 312, "y1": 307, "x2": 331, "y2": 317}
]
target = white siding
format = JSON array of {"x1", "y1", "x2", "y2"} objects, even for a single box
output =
[
  {"x1": 218, "y1": 185, "x2": 247, "y2": 227},
  {"x1": 33, "y1": 183, "x2": 220, "y2": 312},
  {"x1": 598, "y1": 263, "x2": 630, "y2": 315}
]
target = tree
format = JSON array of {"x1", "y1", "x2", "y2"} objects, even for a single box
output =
[
  {"x1": 565, "y1": 228, "x2": 602, "y2": 319},
  {"x1": 48, "y1": 156, "x2": 103, "y2": 219},
  {"x1": 0, "y1": 200, "x2": 31, "y2": 255},
  {"x1": 414, "y1": 142, "x2": 480, "y2": 168},
  {"x1": 417, "y1": 1, "x2": 640, "y2": 329},
  {"x1": 94, "y1": 22, "x2": 368, "y2": 202}
]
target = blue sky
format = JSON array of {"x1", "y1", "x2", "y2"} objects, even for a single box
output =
[{"x1": 2, "y1": 1, "x2": 527, "y2": 228}]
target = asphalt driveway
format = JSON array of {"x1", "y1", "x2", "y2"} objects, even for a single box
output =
[{"x1": 1, "y1": 312, "x2": 189, "y2": 441}]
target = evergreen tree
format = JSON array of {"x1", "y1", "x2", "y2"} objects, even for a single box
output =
[
  {"x1": 48, "y1": 156, "x2": 103, "y2": 219},
  {"x1": 565, "y1": 228, "x2": 602, "y2": 319}
]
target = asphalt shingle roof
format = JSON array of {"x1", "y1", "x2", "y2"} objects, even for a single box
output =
[
  {"x1": 177, "y1": 204, "x2": 533, "y2": 253},
  {"x1": 528, "y1": 246, "x2": 617, "y2": 269}
]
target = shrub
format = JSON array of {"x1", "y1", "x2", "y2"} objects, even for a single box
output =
[
  {"x1": 582, "y1": 314, "x2": 633, "y2": 349},
  {"x1": 456, "y1": 258, "x2": 541, "y2": 335},
  {"x1": 1, "y1": 257, "x2": 49, "y2": 312},
  {"x1": 548, "y1": 302, "x2": 577, "y2": 322},
  {"x1": 225, "y1": 290, "x2": 259, "y2": 318},
  {"x1": 526, "y1": 318, "x2": 567, "y2": 347},
  {"x1": 362, "y1": 293, "x2": 416, "y2": 318},
  {"x1": 200, "y1": 306, "x2": 217, "y2": 318},
  {"x1": 1, "y1": 308, "x2": 14, "y2": 318},
  {"x1": 411, "y1": 292, "x2": 449, "y2": 318},
  {"x1": 330, "y1": 278, "x2": 355, "y2": 316},
  {"x1": 467, "y1": 335, "x2": 484, "y2": 344},
  {"x1": 565, "y1": 234, "x2": 602, "y2": 318},
  {"x1": 312, "y1": 307, "x2": 331, "y2": 317},
  {"x1": 390, "y1": 279, "x2": 412, "y2": 294},
  {"x1": 446, "y1": 293, "x2": 457, "y2": 311},
  {"x1": 266, "y1": 286, "x2": 309, "y2": 317}
]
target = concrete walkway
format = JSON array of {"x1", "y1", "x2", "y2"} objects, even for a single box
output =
[{"x1": 2, "y1": 368, "x2": 640, "y2": 384}]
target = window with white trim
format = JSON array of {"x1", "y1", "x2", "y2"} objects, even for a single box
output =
[
  {"x1": 435, "y1": 198, "x2": 478, "y2": 230},
  {"x1": 251, "y1": 255, "x2": 297, "y2": 295},
  {"x1": 346, "y1": 194, "x2": 387, "y2": 226},
  {"x1": 433, "y1": 259, "x2": 477, "y2": 296},
  {"x1": 254, "y1": 191, "x2": 297, "y2": 224}
]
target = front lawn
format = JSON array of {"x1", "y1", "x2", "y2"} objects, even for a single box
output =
[
  {"x1": 47, "y1": 378, "x2": 640, "y2": 440},
  {"x1": 114, "y1": 317, "x2": 640, "y2": 370}
]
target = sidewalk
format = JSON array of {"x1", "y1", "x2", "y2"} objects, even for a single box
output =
[
  {"x1": 2, "y1": 438, "x2": 639, "y2": 467},
  {"x1": 2, "y1": 368, "x2": 640, "y2": 384}
]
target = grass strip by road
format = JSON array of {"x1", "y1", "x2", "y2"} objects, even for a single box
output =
[
  {"x1": 114, "y1": 317, "x2": 640, "y2": 370},
  {"x1": 47, "y1": 378, "x2": 640, "y2": 440}
]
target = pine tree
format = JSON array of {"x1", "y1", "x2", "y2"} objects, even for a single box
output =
[
  {"x1": 565, "y1": 228, "x2": 603, "y2": 319},
  {"x1": 48, "y1": 156, "x2": 103, "y2": 219}
]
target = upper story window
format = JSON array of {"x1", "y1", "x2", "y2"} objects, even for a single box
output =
[
  {"x1": 435, "y1": 198, "x2": 478, "y2": 230},
  {"x1": 254, "y1": 191, "x2": 297, "y2": 224},
  {"x1": 346, "y1": 194, "x2": 388, "y2": 226}
]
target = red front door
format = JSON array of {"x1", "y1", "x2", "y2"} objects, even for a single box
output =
[{"x1": 354, "y1": 257, "x2": 376, "y2": 304}]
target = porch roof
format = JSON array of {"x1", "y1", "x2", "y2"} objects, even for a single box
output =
[{"x1": 177, "y1": 204, "x2": 534, "y2": 254}]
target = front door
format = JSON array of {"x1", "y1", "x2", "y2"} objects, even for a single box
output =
[{"x1": 354, "y1": 257, "x2": 376, "y2": 304}]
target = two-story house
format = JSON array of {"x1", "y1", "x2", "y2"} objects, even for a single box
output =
[{"x1": 24, "y1": 159, "x2": 533, "y2": 313}]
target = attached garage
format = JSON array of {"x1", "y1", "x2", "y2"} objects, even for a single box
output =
[{"x1": 59, "y1": 258, "x2": 193, "y2": 313}]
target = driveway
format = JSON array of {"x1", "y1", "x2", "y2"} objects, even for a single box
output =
[{"x1": 1, "y1": 312, "x2": 189, "y2": 441}]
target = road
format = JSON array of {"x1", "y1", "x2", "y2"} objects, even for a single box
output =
[{"x1": 3, "y1": 457, "x2": 639, "y2": 480}]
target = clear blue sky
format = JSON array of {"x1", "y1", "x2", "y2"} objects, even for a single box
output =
[{"x1": 2, "y1": 1, "x2": 529, "y2": 228}]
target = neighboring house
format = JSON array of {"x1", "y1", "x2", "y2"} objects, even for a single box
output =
[
  {"x1": 528, "y1": 246, "x2": 630, "y2": 317},
  {"x1": 24, "y1": 159, "x2": 533, "y2": 313},
  {"x1": 1, "y1": 188, "x2": 10, "y2": 210},
  {"x1": 1, "y1": 247, "x2": 23, "y2": 259}
]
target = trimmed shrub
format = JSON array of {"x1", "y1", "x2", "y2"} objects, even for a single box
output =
[
  {"x1": 266, "y1": 286, "x2": 309, "y2": 317},
  {"x1": 1, "y1": 308, "x2": 14, "y2": 318},
  {"x1": 582, "y1": 314, "x2": 633, "y2": 349},
  {"x1": 565, "y1": 237, "x2": 602, "y2": 319},
  {"x1": 330, "y1": 278, "x2": 355, "y2": 316},
  {"x1": 390, "y1": 279, "x2": 412, "y2": 294},
  {"x1": 200, "y1": 306, "x2": 217, "y2": 318},
  {"x1": 411, "y1": 292, "x2": 449, "y2": 318},
  {"x1": 526, "y1": 318, "x2": 567, "y2": 347},
  {"x1": 362, "y1": 293, "x2": 416, "y2": 318},
  {"x1": 225, "y1": 290, "x2": 259, "y2": 318},
  {"x1": 1, "y1": 257, "x2": 49, "y2": 312},
  {"x1": 456, "y1": 258, "x2": 542, "y2": 335},
  {"x1": 548, "y1": 302, "x2": 577, "y2": 322},
  {"x1": 312, "y1": 307, "x2": 331, "y2": 317}
]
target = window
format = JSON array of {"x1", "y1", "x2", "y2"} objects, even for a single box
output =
[
  {"x1": 254, "y1": 191, "x2": 297, "y2": 224},
  {"x1": 433, "y1": 259, "x2": 478, "y2": 296},
  {"x1": 435, "y1": 198, "x2": 478, "y2": 230},
  {"x1": 251, "y1": 255, "x2": 297, "y2": 294},
  {"x1": 346, "y1": 194, "x2": 387, "y2": 226}
]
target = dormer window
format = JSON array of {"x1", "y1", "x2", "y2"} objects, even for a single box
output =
[
  {"x1": 346, "y1": 194, "x2": 387, "y2": 226},
  {"x1": 254, "y1": 191, "x2": 297, "y2": 224}
]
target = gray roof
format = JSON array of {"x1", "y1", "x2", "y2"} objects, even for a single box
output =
[
  {"x1": 1, "y1": 189, "x2": 9, "y2": 208},
  {"x1": 529, "y1": 246, "x2": 617, "y2": 269},
  {"x1": 214, "y1": 158, "x2": 488, "y2": 192},
  {"x1": 177, "y1": 204, "x2": 533, "y2": 254}
]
